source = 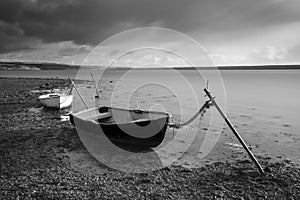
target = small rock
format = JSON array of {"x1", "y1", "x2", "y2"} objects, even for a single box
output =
[
  {"x1": 264, "y1": 166, "x2": 272, "y2": 173},
  {"x1": 283, "y1": 158, "x2": 292, "y2": 164}
]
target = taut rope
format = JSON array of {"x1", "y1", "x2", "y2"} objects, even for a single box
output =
[{"x1": 168, "y1": 100, "x2": 212, "y2": 129}]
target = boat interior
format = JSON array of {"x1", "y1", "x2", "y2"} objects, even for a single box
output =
[{"x1": 74, "y1": 106, "x2": 169, "y2": 125}]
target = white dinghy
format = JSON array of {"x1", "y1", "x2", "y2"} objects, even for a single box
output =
[
  {"x1": 39, "y1": 80, "x2": 73, "y2": 109},
  {"x1": 39, "y1": 92, "x2": 73, "y2": 109}
]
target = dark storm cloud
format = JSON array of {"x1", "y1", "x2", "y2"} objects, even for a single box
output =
[
  {"x1": 0, "y1": 0, "x2": 300, "y2": 57},
  {"x1": 0, "y1": 0, "x2": 198, "y2": 52},
  {"x1": 0, "y1": 19, "x2": 41, "y2": 52}
]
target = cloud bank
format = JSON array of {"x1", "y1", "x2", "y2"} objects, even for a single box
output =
[{"x1": 0, "y1": 0, "x2": 299, "y2": 65}]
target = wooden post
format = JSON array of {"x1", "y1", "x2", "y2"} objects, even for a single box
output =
[
  {"x1": 90, "y1": 73, "x2": 100, "y2": 98},
  {"x1": 204, "y1": 88, "x2": 264, "y2": 174},
  {"x1": 69, "y1": 78, "x2": 89, "y2": 109}
]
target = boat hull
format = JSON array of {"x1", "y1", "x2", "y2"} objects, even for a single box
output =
[
  {"x1": 99, "y1": 117, "x2": 168, "y2": 148},
  {"x1": 70, "y1": 107, "x2": 169, "y2": 150},
  {"x1": 39, "y1": 93, "x2": 73, "y2": 109}
]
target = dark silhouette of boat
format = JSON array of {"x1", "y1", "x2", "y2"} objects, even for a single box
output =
[{"x1": 70, "y1": 106, "x2": 169, "y2": 150}]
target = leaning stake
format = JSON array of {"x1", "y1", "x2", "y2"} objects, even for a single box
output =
[
  {"x1": 204, "y1": 88, "x2": 264, "y2": 174},
  {"x1": 69, "y1": 77, "x2": 89, "y2": 109}
]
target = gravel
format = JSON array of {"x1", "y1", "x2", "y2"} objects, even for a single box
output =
[{"x1": 0, "y1": 77, "x2": 299, "y2": 199}]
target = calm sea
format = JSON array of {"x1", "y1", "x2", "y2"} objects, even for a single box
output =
[
  {"x1": 1, "y1": 68, "x2": 299, "y2": 129},
  {"x1": 1, "y1": 69, "x2": 300, "y2": 164}
]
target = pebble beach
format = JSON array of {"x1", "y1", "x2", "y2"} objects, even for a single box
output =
[{"x1": 0, "y1": 77, "x2": 300, "y2": 199}]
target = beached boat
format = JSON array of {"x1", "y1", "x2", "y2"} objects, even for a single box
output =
[
  {"x1": 69, "y1": 76, "x2": 265, "y2": 173},
  {"x1": 70, "y1": 106, "x2": 170, "y2": 149},
  {"x1": 39, "y1": 93, "x2": 73, "y2": 109}
]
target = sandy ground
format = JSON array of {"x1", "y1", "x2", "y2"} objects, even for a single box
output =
[{"x1": 0, "y1": 77, "x2": 300, "y2": 199}]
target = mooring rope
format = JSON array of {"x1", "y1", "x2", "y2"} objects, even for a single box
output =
[{"x1": 168, "y1": 100, "x2": 212, "y2": 129}]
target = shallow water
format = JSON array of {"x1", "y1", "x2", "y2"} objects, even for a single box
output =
[
  {"x1": 2, "y1": 69, "x2": 300, "y2": 166},
  {"x1": 69, "y1": 69, "x2": 300, "y2": 131}
]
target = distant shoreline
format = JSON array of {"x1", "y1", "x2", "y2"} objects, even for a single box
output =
[{"x1": 1, "y1": 61, "x2": 300, "y2": 71}]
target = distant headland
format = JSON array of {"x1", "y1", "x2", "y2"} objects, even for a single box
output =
[{"x1": 1, "y1": 61, "x2": 300, "y2": 71}]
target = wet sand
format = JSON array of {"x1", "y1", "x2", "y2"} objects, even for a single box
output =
[{"x1": 0, "y1": 77, "x2": 300, "y2": 199}]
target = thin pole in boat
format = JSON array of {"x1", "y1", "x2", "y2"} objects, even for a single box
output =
[
  {"x1": 69, "y1": 77, "x2": 89, "y2": 109},
  {"x1": 204, "y1": 88, "x2": 265, "y2": 175},
  {"x1": 67, "y1": 81, "x2": 74, "y2": 95},
  {"x1": 90, "y1": 73, "x2": 100, "y2": 98}
]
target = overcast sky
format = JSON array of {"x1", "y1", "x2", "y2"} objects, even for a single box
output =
[{"x1": 0, "y1": 0, "x2": 299, "y2": 66}]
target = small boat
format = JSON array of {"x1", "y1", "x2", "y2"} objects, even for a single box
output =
[
  {"x1": 69, "y1": 76, "x2": 266, "y2": 173},
  {"x1": 39, "y1": 93, "x2": 73, "y2": 109},
  {"x1": 70, "y1": 106, "x2": 169, "y2": 149}
]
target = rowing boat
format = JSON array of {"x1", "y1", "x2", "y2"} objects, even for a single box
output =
[
  {"x1": 70, "y1": 106, "x2": 169, "y2": 149},
  {"x1": 69, "y1": 76, "x2": 265, "y2": 173},
  {"x1": 39, "y1": 93, "x2": 73, "y2": 109}
]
